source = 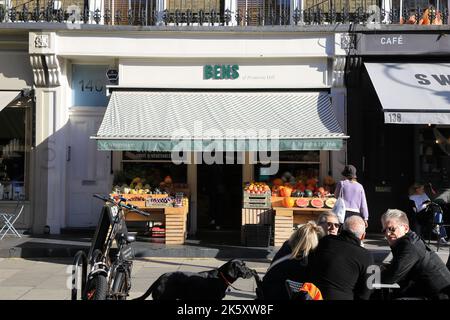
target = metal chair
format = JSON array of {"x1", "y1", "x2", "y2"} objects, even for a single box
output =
[{"x1": 0, "y1": 202, "x2": 24, "y2": 239}]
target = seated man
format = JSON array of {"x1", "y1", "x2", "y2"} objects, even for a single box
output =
[
  {"x1": 306, "y1": 216, "x2": 374, "y2": 300},
  {"x1": 380, "y1": 209, "x2": 450, "y2": 299}
]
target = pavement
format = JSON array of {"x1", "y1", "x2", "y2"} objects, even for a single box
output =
[
  {"x1": 0, "y1": 257, "x2": 268, "y2": 300},
  {"x1": 0, "y1": 232, "x2": 449, "y2": 300}
]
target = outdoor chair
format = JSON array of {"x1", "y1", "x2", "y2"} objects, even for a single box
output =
[{"x1": 0, "y1": 202, "x2": 24, "y2": 239}]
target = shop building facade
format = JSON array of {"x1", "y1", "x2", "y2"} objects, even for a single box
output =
[
  {"x1": 3, "y1": 0, "x2": 448, "y2": 238},
  {"x1": 1, "y1": 24, "x2": 349, "y2": 236},
  {"x1": 347, "y1": 31, "x2": 450, "y2": 232}
]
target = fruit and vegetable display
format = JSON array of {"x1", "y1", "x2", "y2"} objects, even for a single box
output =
[
  {"x1": 266, "y1": 172, "x2": 338, "y2": 209},
  {"x1": 243, "y1": 182, "x2": 271, "y2": 194},
  {"x1": 111, "y1": 176, "x2": 181, "y2": 195},
  {"x1": 110, "y1": 175, "x2": 189, "y2": 208},
  {"x1": 270, "y1": 174, "x2": 336, "y2": 198}
]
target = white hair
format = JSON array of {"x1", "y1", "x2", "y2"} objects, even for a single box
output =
[
  {"x1": 381, "y1": 209, "x2": 409, "y2": 226},
  {"x1": 343, "y1": 215, "x2": 366, "y2": 239}
]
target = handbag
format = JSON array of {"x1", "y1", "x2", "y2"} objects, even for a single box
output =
[{"x1": 332, "y1": 181, "x2": 346, "y2": 224}]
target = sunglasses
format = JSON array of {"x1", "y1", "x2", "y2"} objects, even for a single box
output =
[
  {"x1": 382, "y1": 226, "x2": 400, "y2": 234},
  {"x1": 325, "y1": 222, "x2": 341, "y2": 229}
]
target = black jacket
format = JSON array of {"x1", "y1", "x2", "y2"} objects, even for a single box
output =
[
  {"x1": 262, "y1": 255, "x2": 309, "y2": 300},
  {"x1": 306, "y1": 231, "x2": 374, "y2": 300},
  {"x1": 381, "y1": 231, "x2": 450, "y2": 297}
]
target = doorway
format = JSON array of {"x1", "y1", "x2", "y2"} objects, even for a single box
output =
[{"x1": 196, "y1": 158, "x2": 242, "y2": 244}]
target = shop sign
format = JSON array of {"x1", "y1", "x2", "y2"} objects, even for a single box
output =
[
  {"x1": 203, "y1": 64, "x2": 239, "y2": 80},
  {"x1": 358, "y1": 34, "x2": 450, "y2": 55},
  {"x1": 122, "y1": 151, "x2": 172, "y2": 161}
]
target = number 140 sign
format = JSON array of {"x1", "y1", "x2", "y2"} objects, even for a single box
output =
[{"x1": 78, "y1": 80, "x2": 104, "y2": 92}]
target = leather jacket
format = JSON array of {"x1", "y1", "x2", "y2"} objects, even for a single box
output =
[{"x1": 382, "y1": 231, "x2": 450, "y2": 297}]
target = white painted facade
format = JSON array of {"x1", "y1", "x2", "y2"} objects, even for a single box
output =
[{"x1": 20, "y1": 29, "x2": 349, "y2": 234}]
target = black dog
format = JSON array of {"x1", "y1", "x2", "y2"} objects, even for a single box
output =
[{"x1": 134, "y1": 259, "x2": 255, "y2": 300}]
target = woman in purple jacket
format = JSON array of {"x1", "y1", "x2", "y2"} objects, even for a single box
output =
[{"x1": 334, "y1": 165, "x2": 369, "y2": 228}]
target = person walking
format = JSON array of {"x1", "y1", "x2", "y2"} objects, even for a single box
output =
[{"x1": 334, "y1": 165, "x2": 369, "y2": 228}]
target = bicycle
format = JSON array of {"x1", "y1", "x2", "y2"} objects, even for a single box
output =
[{"x1": 71, "y1": 194, "x2": 150, "y2": 300}]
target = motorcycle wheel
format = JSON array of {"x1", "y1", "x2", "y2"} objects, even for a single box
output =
[{"x1": 85, "y1": 274, "x2": 108, "y2": 300}]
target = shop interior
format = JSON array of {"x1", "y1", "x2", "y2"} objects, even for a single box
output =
[
  {"x1": 416, "y1": 125, "x2": 450, "y2": 190},
  {"x1": 0, "y1": 105, "x2": 30, "y2": 201}
]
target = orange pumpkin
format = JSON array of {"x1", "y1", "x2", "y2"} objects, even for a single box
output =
[
  {"x1": 282, "y1": 197, "x2": 295, "y2": 208},
  {"x1": 279, "y1": 186, "x2": 293, "y2": 197},
  {"x1": 273, "y1": 178, "x2": 283, "y2": 187}
]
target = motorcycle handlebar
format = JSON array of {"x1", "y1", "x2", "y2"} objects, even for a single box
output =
[{"x1": 93, "y1": 194, "x2": 150, "y2": 217}]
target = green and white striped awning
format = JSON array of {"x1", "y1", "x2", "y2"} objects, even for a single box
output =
[{"x1": 93, "y1": 91, "x2": 348, "y2": 151}]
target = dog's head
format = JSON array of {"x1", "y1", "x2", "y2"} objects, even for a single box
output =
[{"x1": 218, "y1": 259, "x2": 256, "y2": 282}]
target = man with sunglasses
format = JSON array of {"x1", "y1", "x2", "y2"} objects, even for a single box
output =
[
  {"x1": 380, "y1": 209, "x2": 450, "y2": 299},
  {"x1": 317, "y1": 212, "x2": 341, "y2": 236}
]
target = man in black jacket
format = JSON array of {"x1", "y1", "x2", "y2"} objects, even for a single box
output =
[
  {"x1": 307, "y1": 215, "x2": 374, "y2": 300},
  {"x1": 381, "y1": 209, "x2": 450, "y2": 299}
]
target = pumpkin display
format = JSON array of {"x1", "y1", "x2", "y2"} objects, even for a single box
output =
[
  {"x1": 273, "y1": 178, "x2": 283, "y2": 187},
  {"x1": 310, "y1": 198, "x2": 325, "y2": 208},
  {"x1": 325, "y1": 197, "x2": 337, "y2": 209},
  {"x1": 282, "y1": 197, "x2": 295, "y2": 208},
  {"x1": 279, "y1": 186, "x2": 293, "y2": 197},
  {"x1": 296, "y1": 198, "x2": 309, "y2": 208}
]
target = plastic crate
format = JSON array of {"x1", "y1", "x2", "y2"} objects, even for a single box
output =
[{"x1": 243, "y1": 224, "x2": 271, "y2": 247}]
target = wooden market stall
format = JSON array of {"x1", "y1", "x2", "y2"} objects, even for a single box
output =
[
  {"x1": 242, "y1": 193, "x2": 333, "y2": 247},
  {"x1": 271, "y1": 196, "x2": 330, "y2": 246},
  {"x1": 117, "y1": 194, "x2": 189, "y2": 245}
]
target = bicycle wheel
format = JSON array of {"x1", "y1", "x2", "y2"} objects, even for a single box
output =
[
  {"x1": 85, "y1": 274, "x2": 108, "y2": 300},
  {"x1": 112, "y1": 270, "x2": 129, "y2": 300}
]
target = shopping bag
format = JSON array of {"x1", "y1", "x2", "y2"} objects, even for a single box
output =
[
  {"x1": 332, "y1": 198, "x2": 346, "y2": 224},
  {"x1": 332, "y1": 182, "x2": 346, "y2": 224}
]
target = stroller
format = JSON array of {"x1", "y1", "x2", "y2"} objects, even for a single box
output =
[{"x1": 415, "y1": 201, "x2": 448, "y2": 246}]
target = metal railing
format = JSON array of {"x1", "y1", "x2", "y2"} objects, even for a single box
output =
[{"x1": 0, "y1": 0, "x2": 448, "y2": 26}]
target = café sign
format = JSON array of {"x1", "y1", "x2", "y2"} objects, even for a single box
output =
[{"x1": 358, "y1": 33, "x2": 450, "y2": 55}]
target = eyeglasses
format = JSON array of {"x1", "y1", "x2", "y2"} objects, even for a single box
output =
[
  {"x1": 382, "y1": 226, "x2": 400, "y2": 234},
  {"x1": 325, "y1": 222, "x2": 340, "y2": 229}
]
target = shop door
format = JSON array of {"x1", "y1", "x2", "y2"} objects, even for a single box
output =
[
  {"x1": 67, "y1": 113, "x2": 111, "y2": 227},
  {"x1": 197, "y1": 161, "x2": 243, "y2": 232}
]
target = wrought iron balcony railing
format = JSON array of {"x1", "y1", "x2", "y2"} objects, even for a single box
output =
[{"x1": 0, "y1": 1, "x2": 448, "y2": 26}]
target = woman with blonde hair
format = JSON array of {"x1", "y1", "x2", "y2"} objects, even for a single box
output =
[{"x1": 261, "y1": 221, "x2": 325, "y2": 299}]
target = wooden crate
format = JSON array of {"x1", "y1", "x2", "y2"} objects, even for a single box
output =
[
  {"x1": 243, "y1": 192, "x2": 271, "y2": 209},
  {"x1": 241, "y1": 208, "x2": 274, "y2": 245}
]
